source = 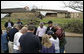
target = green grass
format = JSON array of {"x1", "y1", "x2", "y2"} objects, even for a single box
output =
[{"x1": 1, "y1": 17, "x2": 83, "y2": 33}]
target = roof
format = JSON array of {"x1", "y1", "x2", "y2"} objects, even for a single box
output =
[
  {"x1": 1, "y1": 8, "x2": 68, "y2": 14},
  {"x1": 33, "y1": 9, "x2": 68, "y2": 13},
  {"x1": 1, "y1": 8, "x2": 32, "y2": 14}
]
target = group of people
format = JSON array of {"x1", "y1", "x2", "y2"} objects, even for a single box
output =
[{"x1": 1, "y1": 19, "x2": 66, "y2": 53}]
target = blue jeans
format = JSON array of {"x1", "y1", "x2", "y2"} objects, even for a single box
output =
[
  {"x1": 60, "y1": 47, "x2": 64, "y2": 53},
  {"x1": 55, "y1": 49, "x2": 60, "y2": 53}
]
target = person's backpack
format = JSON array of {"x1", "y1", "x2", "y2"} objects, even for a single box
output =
[{"x1": 55, "y1": 28, "x2": 65, "y2": 40}]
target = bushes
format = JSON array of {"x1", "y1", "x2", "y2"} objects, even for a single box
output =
[
  {"x1": 40, "y1": 17, "x2": 83, "y2": 33},
  {"x1": 62, "y1": 20, "x2": 83, "y2": 33}
]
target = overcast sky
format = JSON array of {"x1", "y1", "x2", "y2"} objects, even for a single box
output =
[
  {"x1": 1, "y1": 1, "x2": 80, "y2": 18},
  {"x1": 1, "y1": 1, "x2": 80, "y2": 11}
]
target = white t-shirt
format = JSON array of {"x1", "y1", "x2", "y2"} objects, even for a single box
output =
[
  {"x1": 49, "y1": 37, "x2": 60, "y2": 50},
  {"x1": 13, "y1": 31, "x2": 23, "y2": 50},
  {"x1": 8, "y1": 22, "x2": 12, "y2": 27},
  {"x1": 50, "y1": 27, "x2": 52, "y2": 30},
  {"x1": 36, "y1": 26, "x2": 47, "y2": 37}
]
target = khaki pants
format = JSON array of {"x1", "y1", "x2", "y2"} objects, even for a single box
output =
[{"x1": 8, "y1": 41, "x2": 13, "y2": 53}]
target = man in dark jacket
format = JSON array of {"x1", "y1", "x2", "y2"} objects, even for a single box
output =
[
  {"x1": 46, "y1": 21, "x2": 56, "y2": 34},
  {"x1": 8, "y1": 24, "x2": 21, "y2": 53},
  {"x1": 4, "y1": 19, "x2": 14, "y2": 28},
  {"x1": 19, "y1": 25, "x2": 42, "y2": 53}
]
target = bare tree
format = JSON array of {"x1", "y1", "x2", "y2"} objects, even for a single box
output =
[{"x1": 63, "y1": 1, "x2": 83, "y2": 12}]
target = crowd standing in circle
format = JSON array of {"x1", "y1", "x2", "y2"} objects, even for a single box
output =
[{"x1": 1, "y1": 19, "x2": 66, "y2": 53}]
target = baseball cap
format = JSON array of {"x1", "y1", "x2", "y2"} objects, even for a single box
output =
[{"x1": 48, "y1": 21, "x2": 53, "y2": 24}]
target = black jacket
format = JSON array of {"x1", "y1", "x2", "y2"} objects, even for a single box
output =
[
  {"x1": 19, "y1": 32, "x2": 42, "y2": 53},
  {"x1": 46, "y1": 26, "x2": 56, "y2": 34},
  {"x1": 4, "y1": 22, "x2": 14, "y2": 28},
  {"x1": 8, "y1": 28, "x2": 18, "y2": 42}
]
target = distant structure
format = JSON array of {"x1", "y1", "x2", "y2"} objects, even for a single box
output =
[
  {"x1": 1, "y1": 6, "x2": 83, "y2": 18},
  {"x1": 69, "y1": 12, "x2": 83, "y2": 18}
]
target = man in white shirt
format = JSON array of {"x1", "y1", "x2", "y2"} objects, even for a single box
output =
[
  {"x1": 4, "y1": 19, "x2": 14, "y2": 29},
  {"x1": 13, "y1": 27, "x2": 28, "y2": 53},
  {"x1": 8, "y1": 22, "x2": 12, "y2": 27},
  {"x1": 36, "y1": 22, "x2": 47, "y2": 42}
]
